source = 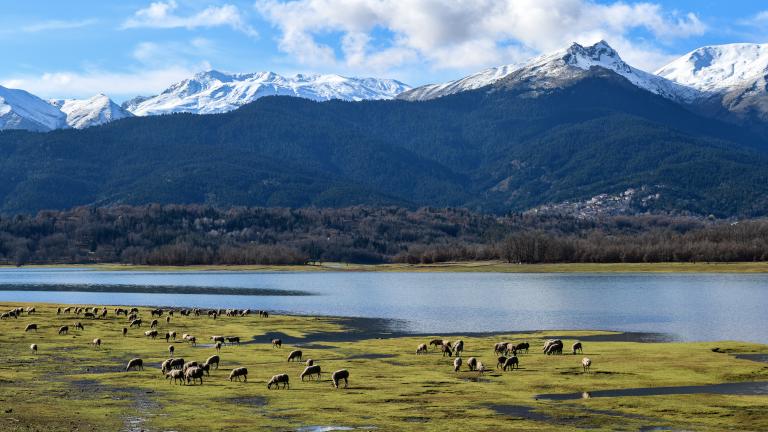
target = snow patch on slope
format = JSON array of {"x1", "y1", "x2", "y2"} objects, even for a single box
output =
[
  {"x1": 50, "y1": 94, "x2": 132, "y2": 129},
  {"x1": 0, "y1": 85, "x2": 68, "y2": 132}
]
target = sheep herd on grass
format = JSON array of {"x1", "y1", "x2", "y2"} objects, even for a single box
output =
[{"x1": 5, "y1": 304, "x2": 353, "y2": 390}]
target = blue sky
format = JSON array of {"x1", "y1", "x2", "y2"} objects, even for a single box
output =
[{"x1": 1, "y1": 0, "x2": 766, "y2": 101}]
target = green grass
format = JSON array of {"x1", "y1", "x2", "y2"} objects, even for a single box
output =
[
  {"x1": 1, "y1": 302, "x2": 768, "y2": 431},
  {"x1": 7, "y1": 260, "x2": 768, "y2": 273}
]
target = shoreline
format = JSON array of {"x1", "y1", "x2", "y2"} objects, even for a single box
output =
[{"x1": 3, "y1": 260, "x2": 768, "y2": 273}]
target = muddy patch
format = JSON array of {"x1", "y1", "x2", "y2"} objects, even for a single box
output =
[
  {"x1": 490, "y1": 404, "x2": 551, "y2": 422},
  {"x1": 226, "y1": 396, "x2": 267, "y2": 407},
  {"x1": 537, "y1": 381, "x2": 768, "y2": 400},
  {"x1": 734, "y1": 354, "x2": 768, "y2": 363}
]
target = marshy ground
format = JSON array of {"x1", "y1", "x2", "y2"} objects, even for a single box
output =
[{"x1": 1, "y1": 302, "x2": 767, "y2": 431}]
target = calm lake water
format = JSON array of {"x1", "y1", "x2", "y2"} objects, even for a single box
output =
[{"x1": 0, "y1": 269, "x2": 766, "y2": 343}]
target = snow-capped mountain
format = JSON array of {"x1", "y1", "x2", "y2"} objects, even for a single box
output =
[
  {"x1": 124, "y1": 70, "x2": 411, "y2": 116},
  {"x1": 400, "y1": 41, "x2": 697, "y2": 103},
  {"x1": 0, "y1": 85, "x2": 68, "y2": 132},
  {"x1": 398, "y1": 64, "x2": 519, "y2": 101},
  {"x1": 656, "y1": 43, "x2": 768, "y2": 120},
  {"x1": 50, "y1": 94, "x2": 132, "y2": 129}
]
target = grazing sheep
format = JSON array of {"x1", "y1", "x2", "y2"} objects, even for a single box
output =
[
  {"x1": 429, "y1": 339, "x2": 444, "y2": 350},
  {"x1": 168, "y1": 345, "x2": 175, "y2": 357},
  {"x1": 182, "y1": 361, "x2": 199, "y2": 373},
  {"x1": 74, "y1": 322, "x2": 84, "y2": 331},
  {"x1": 494, "y1": 342, "x2": 509, "y2": 355},
  {"x1": 582, "y1": 357, "x2": 592, "y2": 373},
  {"x1": 122, "y1": 327, "x2": 128, "y2": 337},
  {"x1": 130, "y1": 307, "x2": 139, "y2": 314},
  {"x1": 151, "y1": 309, "x2": 163, "y2": 317},
  {"x1": 229, "y1": 367, "x2": 248, "y2": 382},
  {"x1": 169, "y1": 331, "x2": 176, "y2": 341},
  {"x1": 165, "y1": 332, "x2": 171, "y2": 343},
  {"x1": 503, "y1": 356, "x2": 519, "y2": 371},
  {"x1": 267, "y1": 373, "x2": 290, "y2": 389},
  {"x1": 129, "y1": 319, "x2": 142, "y2": 328},
  {"x1": 100, "y1": 309, "x2": 107, "y2": 319},
  {"x1": 187, "y1": 336, "x2": 197, "y2": 346},
  {"x1": 543, "y1": 339, "x2": 563, "y2": 355},
  {"x1": 30, "y1": 344, "x2": 37, "y2": 354},
  {"x1": 332, "y1": 369, "x2": 349, "y2": 389},
  {"x1": 215, "y1": 342, "x2": 222, "y2": 353},
  {"x1": 441, "y1": 344, "x2": 453, "y2": 357},
  {"x1": 453, "y1": 357, "x2": 462, "y2": 372},
  {"x1": 416, "y1": 343, "x2": 428, "y2": 355},
  {"x1": 58, "y1": 326, "x2": 69, "y2": 335},
  {"x1": 83, "y1": 312, "x2": 95, "y2": 319},
  {"x1": 169, "y1": 358, "x2": 185, "y2": 370},
  {"x1": 467, "y1": 357, "x2": 478, "y2": 371},
  {"x1": 205, "y1": 355, "x2": 220, "y2": 370},
  {"x1": 0, "y1": 312, "x2": 9, "y2": 319},
  {"x1": 287, "y1": 350, "x2": 303, "y2": 362},
  {"x1": 454, "y1": 340, "x2": 464, "y2": 355},
  {"x1": 226, "y1": 336, "x2": 240, "y2": 345},
  {"x1": 272, "y1": 338, "x2": 282, "y2": 348},
  {"x1": 200, "y1": 363, "x2": 211, "y2": 376},
  {"x1": 305, "y1": 359, "x2": 314, "y2": 366},
  {"x1": 126, "y1": 358, "x2": 144, "y2": 371},
  {"x1": 505, "y1": 343, "x2": 517, "y2": 356},
  {"x1": 25, "y1": 307, "x2": 35, "y2": 315},
  {"x1": 161, "y1": 359, "x2": 173, "y2": 374},
  {"x1": 63, "y1": 307, "x2": 72, "y2": 314},
  {"x1": 211, "y1": 336, "x2": 225, "y2": 344},
  {"x1": 300, "y1": 365, "x2": 321, "y2": 382},
  {"x1": 496, "y1": 356, "x2": 507, "y2": 369},
  {"x1": 24, "y1": 323, "x2": 37, "y2": 332},
  {"x1": 150, "y1": 319, "x2": 158, "y2": 328},
  {"x1": 477, "y1": 361, "x2": 486, "y2": 375},
  {"x1": 92, "y1": 338, "x2": 102, "y2": 348},
  {"x1": 166, "y1": 369, "x2": 184, "y2": 385},
  {"x1": 144, "y1": 329, "x2": 158, "y2": 339},
  {"x1": 185, "y1": 366, "x2": 204, "y2": 385},
  {"x1": 572, "y1": 342, "x2": 583, "y2": 355}
]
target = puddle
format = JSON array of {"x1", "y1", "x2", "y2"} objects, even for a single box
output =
[
  {"x1": 537, "y1": 381, "x2": 768, "y2": 400},
  {"x1": 490, "y1": 405, "x2": 550, "y2": 422},
  {"x1": 734, "y1": 354, "x2": 768, "y2": 363},
  {"x1": 296, "y1": 427, "x2": 377, "y2": 432}
]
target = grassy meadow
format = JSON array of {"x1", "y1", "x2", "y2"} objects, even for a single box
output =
[{"x1": 0, "y1": 302, "x2": 767, "y2": 431}]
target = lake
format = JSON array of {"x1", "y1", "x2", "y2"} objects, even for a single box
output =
[{"x1": 0, "y1": 269, "x2": 765, "y2": 343}]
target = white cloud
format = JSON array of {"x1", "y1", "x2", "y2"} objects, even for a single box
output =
[
  {"x1": 254, "y1": 0, "x2": 706, "y2": 73},
  {"x1": 1, "y1": 66, "x2": 204, "y2": 101},
  {"x1": 123, "y1": 0, "x2": 257, "y2": 37},
  {"x1": 22, "y1": 19, "x2": 97, "y2": 33}
]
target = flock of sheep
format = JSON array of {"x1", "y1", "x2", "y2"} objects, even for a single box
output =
[
  {"x1": 7, "y1": 305, "x2": 351, "y2": 389},
  {"x1": 417, "y1": 337, "x2": 592, "y2": 374}
]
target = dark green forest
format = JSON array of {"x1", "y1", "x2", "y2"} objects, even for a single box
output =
[
  {"x1": 1, "y1": 205, "x2": 767, "y2": 266},
  {"x1": 1, "y1": 70, "x2": 768, "y2": 216}
]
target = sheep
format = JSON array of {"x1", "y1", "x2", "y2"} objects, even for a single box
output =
[
  {"x1": 166, "y1": 316, "x2": 171, "y2": 324},
  {"x1": 272, "y1": 338, "x2": 282, "y2": 348},
  {"x1": 226, "y1": 336, "x2": 240, "y2": 345},
  {"x1": 200, "y1": 363, "x2": 211, "y2": 376},
  {"x1": 543, "y1": 339, "x2": 563, "y2": 355},
  {"x1": 187, "y1": 336, "x2": 197, "y2": 346},
  {"x1": 453, "y1": 357, "x2": 462, "y2": 372},
  {"x1": 126, "y1": 358, "x2": 144, "y2": 371},
  {"x1": 83, "y1": 312, "x2": 95, "y2": 319},
  {"x1": 494, "y1": 342, "x2": 509, "y2": 355},
  {"x1": 92, "y1": 338, "x2": 102, "y2": 348},
  {"x1": 229, "y1": 367, "x2": 248, "y2": 382},
  {"x1": 505, "y1": 343, "x2": 517, "y2": 357},
  {"x1": 300, "y1": 365, "x2": 321, "y2": 382},
  {"x1": 150, "y1": 319, "x2": 159, "y2": 329},
  {"x1": 122, "y1": 327, "x2": 128, "y2": 337},
  {"x1": 58, "y1": 326, "x2": 69, "y2": 335},
  {"x1": 151, "y1": 309, "x2": 163, "y2": 317},
  {"x1": 496, "y1": 356, "x2": 507, "y2": 369},
  {"x1": 168, "y1": 345, "x2": 175, "y2": 357},
  {"x1": 57, "y1": 307, "x2": 61, "y2": 315},
  {"x1": 0, "y1": 312, "x2": 9, "y2": 319},
  {"x1": 144, "y1": 329, "x2": 159, "y2": 339},
  {"x1": 477, "y1": 361, "x2": 486, "y2": 375},
  {"x1": 467, "y1": 357, "x2": 478, "y2": 371},
  {"x1": 582, "y1": 357, "x2": 592, "y2": 373},
  {"x1": 332, "y1": 369, "x2": 349, "y2": 389},
  {"x1": 165, "y1": 369, "x2": 184, "y2": 385},
  {"x1": 503, "y1": 356, "x2": 519, "y2": 371},
  {"x1": 416, "y1": 343, "x2": 428, "y2": 355},
  {"x1": 185, "y1": 366, "x2": 204, "y2": 385},
  {"x1": 267, "y1": 373, "x2": 290, "y2": 389},
  {"x1": 129, "y1": 307, "x2": 139, "y2": 314},
  {"x1": 211, "y1": 335, "x2": 225, "y2": 344},
  {"x1": 182, "y1": 361, "x2": 198, "y2": 373},
  {"x1": 572, "y1": 342, "x2": 583, "y2": 354},
  {"x1": 165, "y1": 332, "x2": 171, "y2": 343},
  {"x1": 63, "y1": 307, "x2": 72, "y2": 314},
  {"x1": 25, "y1": 307, "x2": 35, "y2": 315},
  {"x1": 215, "y1": 342, "x2": 222, "y2": 353},
  {"x1": 161, "y1": 359, "x2": 173, "y2": 374},
  {"x1": 24, "y1": 323, "x2": 37, "y2": 332},
  {"x1": 205, "y1": 355, "x2": 220, "y2": 370},
  {"x1": 129, "y1": 319, "x2": 142, "y2": 328},
  {"x1": 169, "y1": 358, "x2": 185, "y2": 370},
  {"x1": 441, "y1": 344, "x2": 453, "y2": 357},
  {"x1": 30, "y1": 344, "x2": 37, "y2": 354},
  {"x1": 100, "y1": 309, "x2": 107, "y2": 319},
  {"x1": 169, "y1": 331, "x2": 176, "y2": 341},
  {"x1": 305, "y1": 359, "x2": 314, "y2": 366},
  {"x1": 453, "y1": 340, "x2": 464, "y2": 355},
  {"x1": 74, "y1": 322, "x2": 84, "y2": 331},
  {"x1": 287, "y1": 350, "x2": 303, "y2": 362}
]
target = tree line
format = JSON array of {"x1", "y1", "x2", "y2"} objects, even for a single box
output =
[{"x1": 0, "y1": 205, "x2": 766, "y2": 266}]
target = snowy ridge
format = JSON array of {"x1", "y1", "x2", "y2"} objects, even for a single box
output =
[
  {"x1": 50, "y1": 94, "x2": 132, "y2": 129},
  {"x1": 125, "y1": 70, "x2": 411, "y2": 116},
  {"x1": 655, "y1": 43, "x2": 768, "y2": 92},
  {"x1": 0, "y1": 85, "x2": 68, "y2": 132},
  {"x1": 400, "y1": 41, "x2": 698, "y2": 103}
]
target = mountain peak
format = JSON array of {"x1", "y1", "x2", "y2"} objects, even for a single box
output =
[{"x1": 0, "y1": 85, "x2": 68, "y2": 132}]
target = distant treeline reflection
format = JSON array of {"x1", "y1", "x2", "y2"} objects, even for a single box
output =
[{"x1": 0, "y1": 205, "x2": 766, "y2": 266}]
